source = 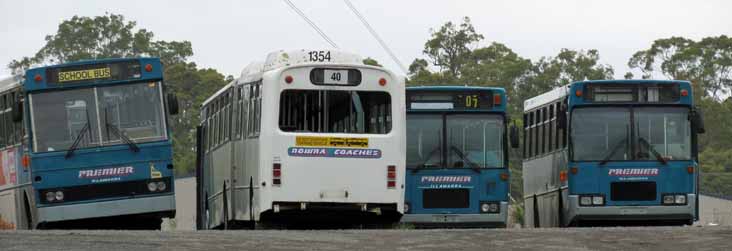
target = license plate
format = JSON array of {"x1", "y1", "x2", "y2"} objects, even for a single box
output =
[
  {"x1": 620, "y1": 208, "x2": 648, "y2": 215},
  {"x1": 432, "y1": 215, "x2": 458, "y2": 222},
  {"x1": 323, "y1": 69, "x2": 348, "y2": 85}
]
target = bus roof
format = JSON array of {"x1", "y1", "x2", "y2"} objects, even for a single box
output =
[
  {"x1": 524, "y1": 84, "x2": 570, "y2": 111},
  {"x1": 26, "y1": 57, "x2": 160, "y2": 72},
  {"x1": 572, "y1": 79, "x2": 692, "y2": 85},
  {"x1": 0, "y1": 75, "x2": 22, "y2": 93},
  {"x1": 407, "y1": 85, "x2": 506, "y2": 93},
  {"x1": 262, "y1": 49, "x2": 363, "y2": 72}
]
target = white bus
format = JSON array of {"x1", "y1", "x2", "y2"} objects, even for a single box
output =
[{"x1": 196, "y1": 49, "x2": 406, "y2": 228}]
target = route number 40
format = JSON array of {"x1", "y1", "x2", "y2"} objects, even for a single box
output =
[{"x1": 309, "y1": 51, "x2": 332, "y2": 62}]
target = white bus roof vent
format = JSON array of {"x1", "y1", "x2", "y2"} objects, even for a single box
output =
[{"x1": 262, "y1": 49, "x2": 364, "y2": 72}]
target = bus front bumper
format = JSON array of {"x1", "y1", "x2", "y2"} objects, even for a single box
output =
[
  {"x1": 568, "y1": 194, "x2": 696, "y2": 222},
  {"x1": 38, "y1": 194, "x2": 176, "y2": 223},
  {"x1": 401, "y1": 202, "x2": 507, "y2": 226}
]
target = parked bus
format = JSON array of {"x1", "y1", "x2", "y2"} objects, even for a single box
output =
[
  {"x1": 0, "y1": 58, "x2": 179, "y2": 229},
  {"x1": 522, "y1": 80, "x2": 704, "y2": 227},
  {"x1": 401, "y1": 86, "x2": 519, "y2": 227},
  {"x1": 196, "y1": 49, "x2": 406, "y2": 229}
]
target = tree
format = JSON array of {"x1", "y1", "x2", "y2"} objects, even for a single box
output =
[
  {"x1": 422, "y1": 17, "x2": 484, "y2": 78},
  {"x1": 362, "y1": 57, "x2": 382, "y2": 67},
  {"x1": 8, "y1": 13, "x2": 192, "y2": 71},
  {"x1": 8, "y1": 14, "x2": 227, "y2": 176},
  {"x1": 628, "y1": 36, "x2": 732, "y2": 100}
]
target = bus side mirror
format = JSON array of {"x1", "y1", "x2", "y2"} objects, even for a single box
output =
[
  {"x1": 11, "y1": 99, "x2": 22, "y2": 123},
  {"x1": 167, "y1": 93, "x2": 180, "y2": 115},
  {"x1": 557, "y1": 104, "x2": 567, "y2": 129},
  {"x1": 691, "y1": 108, "x2": 705, "y2": 134},
  {"x1": 510, "y1": 124, "x2": 520, "y2": 149}
]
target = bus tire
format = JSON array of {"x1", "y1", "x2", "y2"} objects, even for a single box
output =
[
  {"x1": 23, "y1": 193, "x2": 33, "y2": 230},
  {"x1": 533, "y1": 194, "x2": 540, "y2": 228},
  {"x1": 557, "y1": 189, "x2": 564, "y2": 227}
]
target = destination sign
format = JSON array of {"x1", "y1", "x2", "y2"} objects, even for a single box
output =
[
  {"x1": 584, "y1": 83, "x2": 680, "y2": 103},
  {"x1": 58, "y1": 67, "x2": 111, "y2": 83},
  {"x1": 45, "y1": 60, "x2": 142, "y2": 84},
  {"x1": 408, "y1": 90, "x2": 493, "y2": 110}
]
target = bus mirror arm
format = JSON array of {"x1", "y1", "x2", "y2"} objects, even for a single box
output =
[
  {"x1": 691, "y1": 107, "x2": 705, "y2": 134},
  {"x1": 509, "y1": 123, "x2": 520, "y2": 149},
  {"x1": 167, "y1": 93, "x2": 180, "y2": 115},
  {"x1": 11, "y1": 99, "x2": 22, "y2": 123}
]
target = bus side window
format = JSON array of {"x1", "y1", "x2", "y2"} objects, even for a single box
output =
[
  {"x1": 537, "y1": 109, "x2": 543, "y2": 156},
  {"x1": 529, "y1": 111, "x2": 535, "y2": 158},
  {"x1": 0, "y1": 94, "x2": 6, "y2": 148},
  {"x1": 548, "y1": 104, "x2": 555, "y2": 152},
  {"x1": 522, "y1": 113, "x2": 528, "y2": 158}
]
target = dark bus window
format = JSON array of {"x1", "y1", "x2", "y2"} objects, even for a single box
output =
[{"x1": 279, "y1": 90, "x2": 391, "y2": 134}]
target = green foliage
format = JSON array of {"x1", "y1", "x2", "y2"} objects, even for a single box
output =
[
  {"x1": 362, "y1": 57, "x2": 382, "y2": 67},
  {"x1": 8, "y1": 13, "x2": 193, "y2": 71},
  {"x1": 8, "y1": 14, "x2": 226, "y2": 176},
  {"x1": 422, "y1": 17, "x2": 484, "y2": 78}
]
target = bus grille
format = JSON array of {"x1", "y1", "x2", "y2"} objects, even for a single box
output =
[
  {"x1": 610, "y1": 182, "x2": 656, "y2": 201},
  {"x1": 39, "y1": 177, "x2": 172, "y2": 204},
  {"x1": 422, "y1": 189, "x2": 470, "y2": 208}
]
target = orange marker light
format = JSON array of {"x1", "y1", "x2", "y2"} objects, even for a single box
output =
[
  {"x1": 379, "y1": 78, "x2": 387, "y2": 86},
  {"x1": 559, "y1": 170, "x2": 568, "y2": 182},
  {"x1": 575, "y1": 90, "x2": 583, "y2": 97},
  {"x1": 22, "y1": 155, "x2": 30, "y2": 169},
  {"x1": 285, "y1": 75, "x2": 293, "y2": 84},
  {"x1": 500, "y1": 173, "x2": 509, "y2": 181},
  {"x1": 687, "y1": 166, "x2": 694, "y2": 174},
  {"x1": 34, "y1": 74, "x2": 42, "y2": 82},
  {"x1": 681, "y1": 89, "x2": 688, "y2": 97},
  {"x1": 493, "y1": 94, "x2": 502, "y2": 105},
  {"x1": 570, "y1": 167, "x2": 578, "y2": 175},
  {"x1": 145, "y1": 64, "x2": 153, "y2": 72}
]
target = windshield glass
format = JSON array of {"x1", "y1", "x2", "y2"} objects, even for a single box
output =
[
  {"x1": 446, "y1": 114, "x2": 504, "y2": 168},
  {"x1": 406, "y1": 114, "x2": 442, "y2": 168},
  {"x1": 31, "y1": 82, "x2": 167, "y2": 153},
  {"x1": 571, "y1": 107, "x2": 631, "y2": 161},
  {"x1": 571, "y1": 106, "x2": 691, "y2": 161},
  {"x1": 634, "y1": 107, "x2": 691, "y2": 160},
  {"x1": 98, "y1": 82, "x2": 166, "y2": 144},
  {"x1": 279, "y1": 90, "x2": 391, "y2": 134},
  {"x1": 31, "y1": 88, "x2": 101, "y2": 152}
]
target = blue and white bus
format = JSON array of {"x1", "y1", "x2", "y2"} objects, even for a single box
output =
[
  {"x1": 522, "y1": 80, "x2": 704, "y2": 227},
  {"x1": 0, "y1": 58, "x2": 179, "y2": 229},
  {"x1": 401, "y1": 86, "x2": 519, "y2": 227}
]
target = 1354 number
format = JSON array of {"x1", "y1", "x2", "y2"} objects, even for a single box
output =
[{"x1": 308, "y1": 51, "x2": 332, "y2": 62}]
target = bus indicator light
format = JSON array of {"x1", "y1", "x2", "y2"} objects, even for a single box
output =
[
  {"x1": 379, "y1": 78, "x2": 387, "y2": 86},
  {"x1": 500, "y1": 172, "x2": 509, "y2": 181},
  {"x1": 145, "y1": 64, "x2": 153, "y2": 72},
  {"x1": 34, "y1": 74, "x2": 42, "y2": 82},
  {"x1": 687, "y1": 166, "x2": 694, "y2": 174},
  {"x1": 575, "y1": 90, "x2": 582, "y2": 97},
  {"x1": 22, "y1": 155, "x2": 30, "y2": 169},
  {"x1": 285, "y1": 75, "x2": 293, "y2": 84},
  {"x1": 570, "y1": 167, "x2": 578, "y2": 175},
  {"x1": 387, "y1": 165, "x2": 396, "y2": 189},
  {"x1": 559, "y1": 170, "x2": 567, "y2": 182},
  {"x1": 273, "y1": 163, "x2": 282, "y2": 186},
  {"x1": 681, "y1": 89, "x2": 688, "y2": 97},
  {"x1": 493, "y1": 94, "x2": 502, "y2": 105}
]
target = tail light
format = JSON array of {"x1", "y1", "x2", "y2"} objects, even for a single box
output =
[
  {"x1": 493, "y1": 94, "x2": 502, "y2": 106},
  {"x1": 273, "y1": 163, "x2": 282, "y2": 186},
  {"x1": 687, "y1": 166, "x2": 694, "y2": 174},
  {"x1": 559, "y1": 170, "x2": 567, "y2": 182},
  {"x1": 387, "y1": 165, "x2": 396, "y2": 189},
  {"x1": 500, "y1": 172, "x2": 509, "y2": 181}
]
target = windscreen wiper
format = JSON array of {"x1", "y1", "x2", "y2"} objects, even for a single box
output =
[
  {"x1": 106, "y1": 123, "x2": 140, "y2": 153},
  {"x1": 65, "y1": 121, "x2": 90, "y2": 159},
  {"x1": 450, "y1": 145, "x2": 481, "y2": 173},
  {"x1": 599, "y1": 137, "x2": 627, "y2": 166},
  {"x1": 412, "y1": 146, "x2": 442, "y2": 173},
  {"x1": 638, "y1": 137, "x2": 667, "y2": 165}
]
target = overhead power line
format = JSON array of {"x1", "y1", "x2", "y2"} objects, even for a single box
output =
[
  {"x1": 282, "y1": 0, "x2": 339, "y2": 49},
  {"x1": 343, "y1": 0, "x2": 408, "y2": 74}
]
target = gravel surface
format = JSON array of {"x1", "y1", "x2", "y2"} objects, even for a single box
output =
[{"x1": 1, "y1": 226, "x2": 731, "y2": 251}]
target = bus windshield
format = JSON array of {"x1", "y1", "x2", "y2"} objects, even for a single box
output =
[
  {"x1": 407, "y1": 113, "x2": 505, "y2": 169},
  {"x1": 279, "y1": 90, "x2": 391, "y2": 134},
  {"x1": 571, "y1": 106, "x2": 691, "y2": 161},
  {"x1": 31, "y1": 82, "x2": 167, "y2": 153},
  {"x1": 446, "y1": 114, "x2": 504, "y2": 168},
  {"x1": 407, "y1": 114, "x2": 442, "y2": 168}
]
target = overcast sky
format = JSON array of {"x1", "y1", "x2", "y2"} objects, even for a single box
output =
[{"x1": 1, "y1": 0, "x2": 730, "y2": 80}]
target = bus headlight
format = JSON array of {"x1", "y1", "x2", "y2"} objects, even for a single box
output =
[
  {"x1": 592, "y1": 195, "x2": 604, "y2": 206},
  {"x1": 157, "y1": 181, "x2": 167, "y2": 191},
  {"x1": 55, "y1": 191, "x2": 64, "y2": 201},
  {"x1": 147, "y1": 182, "x2": 158, "y2": 192},
  {"x1": 480, "y1": 202, "x2": 499, "y2": 213},
  {"x1": 662, "y1": 194, "x2": 687, "y2": 205},
  {"x1": 46, "y1": 191, "x2": 56, "y2": 202},
  {"x1": 674, "y1": 195, "x2": 687, "y2": 205},
  {"x1": 579, "y1": 196, "x2": 592, "y2": 206}
]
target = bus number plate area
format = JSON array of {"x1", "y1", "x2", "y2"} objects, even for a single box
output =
[
  {"x1": 433, "y1": 215, "x2": 458, "y2": 222},
  {"x1": 323, "y1": 69, "x2": 349, "y2": 85}
]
